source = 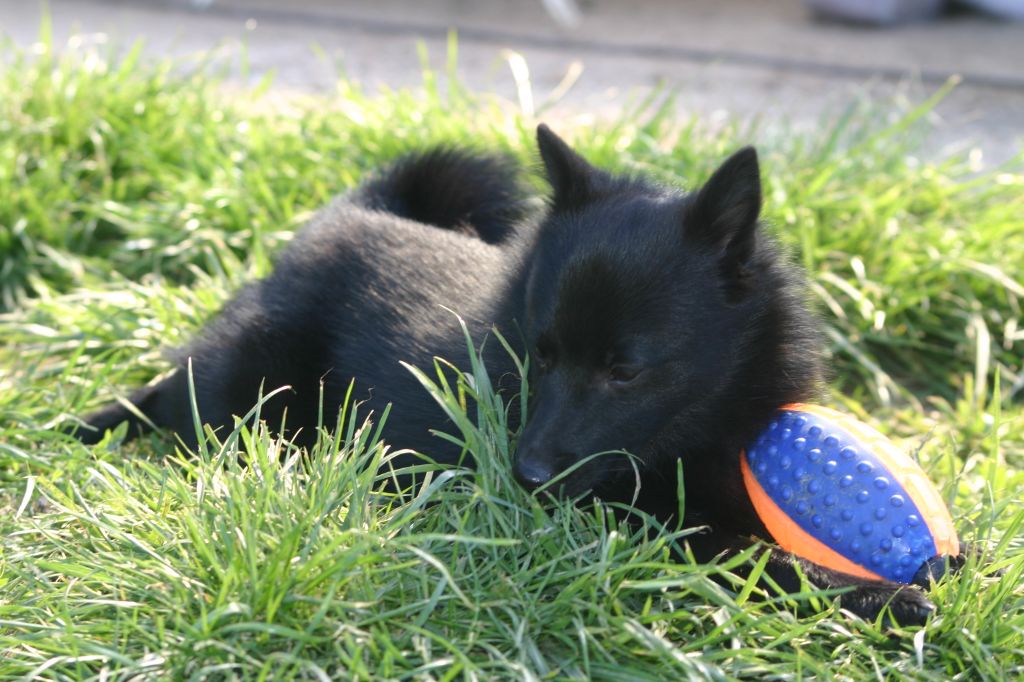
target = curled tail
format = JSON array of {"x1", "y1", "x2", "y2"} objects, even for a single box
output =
[{"x1": 352, "y1": 148, "x2": 531, "y2": 243}]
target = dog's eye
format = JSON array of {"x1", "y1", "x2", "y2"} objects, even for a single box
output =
[
  {"x1": 608, "y1": 365, "x2": 642, "y2": 384},
  {"x1": 534, "y1": 341, "x2": 554, "y2": 372}
]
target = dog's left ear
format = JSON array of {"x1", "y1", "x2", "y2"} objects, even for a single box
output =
[
  {"x1": 536, "y1": 124, "x2": 606, "y2": 211},
  {"x1": 685, "y1": 146, "x2": 762, "y2": 267}
]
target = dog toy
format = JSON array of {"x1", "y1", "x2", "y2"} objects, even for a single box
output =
[{"x1": 741, "y1": 403, "x2": 959, "y2": 584}]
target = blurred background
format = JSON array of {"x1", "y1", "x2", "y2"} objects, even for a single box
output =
[{"x1": 2, "y1": 0, "x2": 1023, "y2": 165}]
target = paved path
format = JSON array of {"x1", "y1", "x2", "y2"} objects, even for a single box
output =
[{"x1": 2, "y1": 0, "x2": 1023, "y2": 164}]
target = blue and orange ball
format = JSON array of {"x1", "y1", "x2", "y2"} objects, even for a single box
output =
[{"x1": 741, "y1": 404, "x2": 959, "y2": 584}]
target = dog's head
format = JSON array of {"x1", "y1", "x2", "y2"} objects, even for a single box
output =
[{"x1": 513, "y1": 125, "x2": 820, "y2": 500}]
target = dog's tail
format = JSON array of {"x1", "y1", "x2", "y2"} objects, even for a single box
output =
[{"x1": 351, "y1": 148, "x2": 531, "y2": 244}]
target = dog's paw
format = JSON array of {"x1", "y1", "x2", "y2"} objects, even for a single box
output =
[
  {"x1": 840, "y1": 583, "x2": 936, "y2": 626},
  {"x1": 910, "y1": 542, "x2": 1001, "y2": 587},
  {"x1": 954, "y1": 541, "x2": 1003, "y2": 575}
]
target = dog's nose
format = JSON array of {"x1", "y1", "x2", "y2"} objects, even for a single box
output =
[{"x1": 513, "y1": 457, "x2": 555, "y2": 492}]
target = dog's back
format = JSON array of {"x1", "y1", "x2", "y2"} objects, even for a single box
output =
[{"x1": 80, "y1": 148, "x2": 531, "y2": 456}]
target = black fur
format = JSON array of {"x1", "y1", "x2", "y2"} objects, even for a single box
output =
[
  {"x1": 78, "y1": 125, "x2": 956, "y2": 624},
  {"x1": 79, "y1": 148, "x2": 528, "y2": 468},
  {"x1": 350, "y1": 147, "x2": 530, "y2": 244}
]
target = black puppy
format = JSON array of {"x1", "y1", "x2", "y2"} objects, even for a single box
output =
[{"x1": 79, "y1": 125, "x2": 943, "y2": 623}]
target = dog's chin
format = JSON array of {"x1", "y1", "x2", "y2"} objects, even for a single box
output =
[{"x1": 532, "y1": 470, "x2": 639, "y2": 505}]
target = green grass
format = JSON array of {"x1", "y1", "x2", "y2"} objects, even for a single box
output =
[{"x1": 2, "y1": 31, "x2": 1023, "y2": 680}]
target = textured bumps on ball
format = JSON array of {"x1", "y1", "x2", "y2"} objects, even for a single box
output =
[{"x1": 743, "y1": 405, "x2": 958, "y2": 584}]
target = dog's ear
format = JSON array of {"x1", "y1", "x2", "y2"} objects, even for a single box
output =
[
  {"x1": 536, "y1": 124, "x2": 600, "y2": 211},
  {"x1": 685, "y1": 146, "x2": 762, "y2": 267}
]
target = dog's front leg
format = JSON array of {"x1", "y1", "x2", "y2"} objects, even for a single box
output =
[{"x1": 684, "y1": 528, "x2": 937, "y2": 625}]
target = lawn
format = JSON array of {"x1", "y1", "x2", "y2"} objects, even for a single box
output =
[{"x1": 1, "y1": 32, "x2": 1022, "y2": 680}]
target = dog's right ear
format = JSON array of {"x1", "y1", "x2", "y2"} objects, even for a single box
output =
[{"x1": 536, "y1": 124, "x2": 601, "y2": 211}]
